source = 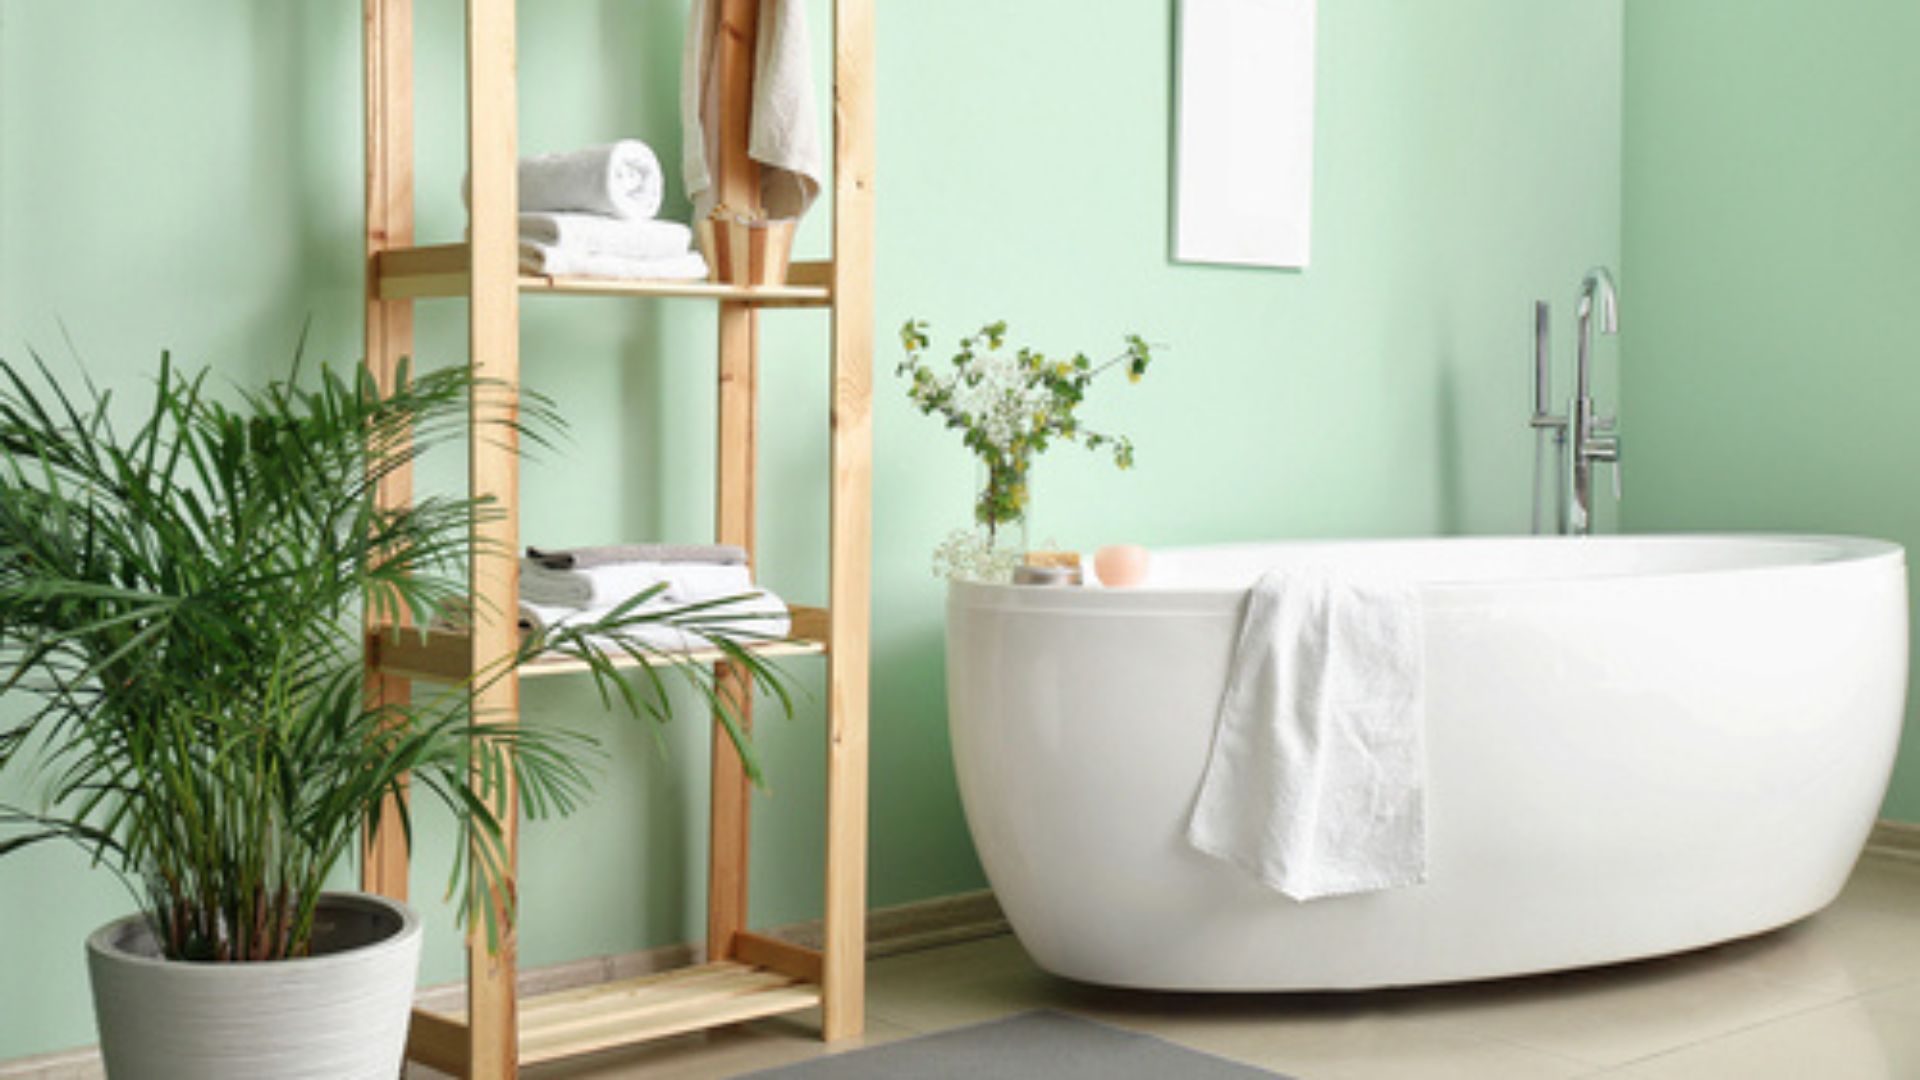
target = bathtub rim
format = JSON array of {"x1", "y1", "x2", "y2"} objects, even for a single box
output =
[{"x1": 951, "y1": 533, "x2": 1904, "y2": 616}]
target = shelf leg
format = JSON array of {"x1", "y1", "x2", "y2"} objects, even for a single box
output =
[
  {"x1": 360, "y1": 0, "x2": 415, "y2": 905},
  {"x1": 824, "y1": 0, "x2": 876, "y2": 1043},
  {"x1": 710, "y1": 301, "x2": 759, "y2": 964},
  {"x1": 466, "y1": 0, "x2": 522, "y2": 1075},
  {"x1": 708, "y1": 661, "x2": 755, "y2": 963},
  {"x1": 708, "y1": 0, "x2": 762, "y2": 973}
]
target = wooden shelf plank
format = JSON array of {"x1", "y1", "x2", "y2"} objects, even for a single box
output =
[
  {"x1": 529, "y1": 274, "x2": 831, "y2": 306},
  {"x1": 406, "y1": 1007, "x2": 472, "y2": 1077},
  {"x1": 521, "y1": 965, "x2": 819, "y2": 1065},
  {"x1": 731, "y1": 930, "x2": 826, "y2": 984},
  {"x1": 368, "y1": 605, "x2": 830, "y2": 684},
  {"x1": 376, "y1": 243, "x2": 833, "y2": 306},
  {"x1": 413, "y1": 962, "x2": 822, "y2": 1069}
]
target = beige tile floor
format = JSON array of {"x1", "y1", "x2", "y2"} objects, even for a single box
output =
[{"x1": 469, "y1": 853, "x2": 1920, "y2": 1079}]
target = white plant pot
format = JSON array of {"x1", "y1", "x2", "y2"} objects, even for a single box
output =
[{"x1": 86, "y1": 892, "x2": 422, "y2": 1080}]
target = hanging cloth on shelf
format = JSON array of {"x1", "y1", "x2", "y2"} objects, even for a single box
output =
[{"x1": 681, "y1": 0, "x2": 824, "y2": 221}]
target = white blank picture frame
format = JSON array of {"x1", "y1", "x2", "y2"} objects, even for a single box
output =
[{"x1": 1175, "y1": 0, "x2": 1318, "y2": 269}]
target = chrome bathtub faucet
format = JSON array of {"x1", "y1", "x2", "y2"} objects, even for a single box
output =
[{"x1": 1530, "y1": 267, "x2": 1622, "y2": 536}]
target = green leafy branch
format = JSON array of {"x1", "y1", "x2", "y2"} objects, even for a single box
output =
[{"x1": 896, "y1": 320, "x2": 1156, "y2": 541}]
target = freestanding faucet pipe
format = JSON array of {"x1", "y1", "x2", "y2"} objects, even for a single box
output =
[
  {"x1": 1530, "y1": 302, "x2": 1564, "y2": 535},
  {"x1": 1529, "y1": 268, "x2": 1621, "y2": 536},
  {"x1": 1569, "y1": 267, "x2": 1621, "y2": 536}
]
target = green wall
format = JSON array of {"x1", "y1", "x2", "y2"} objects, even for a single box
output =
[
  {"x1": 1620, "y1": 1, "x2": 1920, "y2": 816},
  {"x1": 0, "y1": 0, "x2": 1623, "y2": 1061}
]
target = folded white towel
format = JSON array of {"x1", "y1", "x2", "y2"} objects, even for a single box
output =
[
  {"x1": 474, "y1": 141, "x2": 664, "y2": 220},
  {"x1": 1186, "y1": 569, "x2": 1428, "y2": 901},
  {"x1": 520, "y1": 593, "x2": 791, "y2": 652},
  {"x1": 521, "y1": 559, "x2": 754, "y2": 609},
  {"x1": 519, "y1": 244, "x2": 710, "y2": 282},
  {"x1": 518, "y1": 213, "x2": 694, "y2": 261},
  {"x1": 681, "y1": 0, "x2": 823, "y2": 220}
]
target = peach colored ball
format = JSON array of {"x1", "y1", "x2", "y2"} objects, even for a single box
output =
[{"x1": 1094, "y1": 545, "x2": 1150, "y2": 588}]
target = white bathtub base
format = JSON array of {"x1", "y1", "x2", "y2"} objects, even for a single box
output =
[{"x1": 1012, "y1": 842, "x2": 1850, "y2": 993}]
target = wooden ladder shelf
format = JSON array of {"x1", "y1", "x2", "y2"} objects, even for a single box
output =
[{"x1": 359, "y1": 1, "x2": 874, "y2": 1076}]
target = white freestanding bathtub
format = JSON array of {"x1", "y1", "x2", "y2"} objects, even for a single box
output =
[{"x1": 946, "y1": 535, "x2": 1909, "y2": 990}]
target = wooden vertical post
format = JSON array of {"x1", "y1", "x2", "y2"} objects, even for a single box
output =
[
  {"x1": 712, "y1": 0, "x2": 764, "y2": 216},
  {"x1": 466, "y1": 0, "x2": 521, "y2": 1074},
  {"x1": 708, "y1": 0, "x2": 762, "y2": 969},
  {"x1": 824, "y1": 0, "x2": 875, "y2": 1043},
  {"x1": 360, "y1": 0, "x2": 415, "y2": 904}
]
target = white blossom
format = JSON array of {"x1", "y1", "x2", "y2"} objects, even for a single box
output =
[{"x1": 932, "y1": 528, "x2": 1023, "y2": 583}]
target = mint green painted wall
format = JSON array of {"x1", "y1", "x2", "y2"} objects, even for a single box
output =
[
  {"x1": 0, "y1": 0, "x2": 1622, "y2": 1060},
  {"x1": 1620, "y1": 2, "x2": 1920, "y2": 818}
]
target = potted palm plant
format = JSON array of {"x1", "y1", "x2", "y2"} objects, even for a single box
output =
[{"x1": 0, "y1": 351, "x2": 790, "y2": 1078}]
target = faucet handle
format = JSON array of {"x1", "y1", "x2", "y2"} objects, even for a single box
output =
[
  {"x1": 1581, "y1": 427, "x2": 1623, "y2": 502},
  {"x1": 1595, "y1": 432, "x2": 1622, "y2": 501}
]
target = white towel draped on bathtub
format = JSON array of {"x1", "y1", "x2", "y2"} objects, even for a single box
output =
[{"x1": 1186, "y1": 569, "x2": 1429, "y2": 901}]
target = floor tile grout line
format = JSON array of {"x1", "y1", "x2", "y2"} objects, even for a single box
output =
[
  {"x1": 1381, "y1": 962, "x2": 1858, "y2": 1072},
  {"x1": 1574, "y1": 991, "x2": 1878, "y2": 1074},
  {"x1": 1581, "y1": 985, "x2": 1920, "y2": 1077},
  {"x1": 873, "y1": 944, "x2": 1860, "y2": 1077}
]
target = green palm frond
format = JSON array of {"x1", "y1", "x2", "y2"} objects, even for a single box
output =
[{"x1": 0, "y1": 351, "x2": 792, "y2": 962}]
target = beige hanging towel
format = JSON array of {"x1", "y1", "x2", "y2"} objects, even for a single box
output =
[{"x1": 681, "y1": 0, "x2": 823, "y2": 221}]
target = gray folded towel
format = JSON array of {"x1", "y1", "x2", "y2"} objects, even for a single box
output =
[
  {"x1": 520, "y1": 559, "x2": 753, "y2": 609},
  {"x1": 527, "y1": 543, "x2": 749, "y2": 570}
]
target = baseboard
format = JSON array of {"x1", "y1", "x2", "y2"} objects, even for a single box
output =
[
  {"x1": 1866, "y1": 819, "x2": 1920, "y2": 863},
  {"x1": 0, "y1": 1051, "x2": 99, "y2": 1080},
  {"x1": 0, "y1": 889, "x2": 1006, "y2": 1079},
  {"x1": 780, "y1": 887, "x2": 1010, "y2": 960}
]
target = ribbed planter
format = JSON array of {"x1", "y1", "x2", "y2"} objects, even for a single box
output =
[{"x1": 86, "y1": 892, "x2": 422, "y2": 1080}]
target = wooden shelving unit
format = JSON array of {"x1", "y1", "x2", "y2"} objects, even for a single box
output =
[{"x1": 357, "y1": 1, "x2": 874, "y2": 1076}]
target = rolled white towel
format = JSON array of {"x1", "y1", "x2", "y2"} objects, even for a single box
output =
[
  {"x1": 466, "y1": 141, "x2": 665, "y2": 219},
  {"x1": 520, "y1": 244, "x2": 710, "y2": 282},
  {"x1": 519, "y1": 213, "x2": 693, "y2": 261},
  {"x1": 521, "y1": 559, "x2": 754, "y2": 609}
]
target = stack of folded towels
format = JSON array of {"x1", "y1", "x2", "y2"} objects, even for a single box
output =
[
  {"x1": 488, "y1": 140, "x2": 710, "y2": 282},
  {"x1": 518, "y1": 543, "x2": 790, "y2": 651}
]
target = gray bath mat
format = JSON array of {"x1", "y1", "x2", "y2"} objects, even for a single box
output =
[{"x1": 738, "y1": 1010, "x2": 1295, "y2": 1079}]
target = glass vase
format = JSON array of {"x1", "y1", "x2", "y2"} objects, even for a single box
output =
[{"x1": 972, "y1": 459, "x2": 1030, "y2": 583}]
